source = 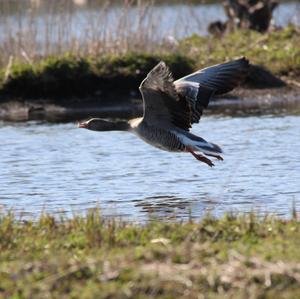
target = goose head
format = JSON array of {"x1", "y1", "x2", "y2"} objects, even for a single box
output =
[{"x1": 78, "y1": 118, "x2": 129, "y2": 131}]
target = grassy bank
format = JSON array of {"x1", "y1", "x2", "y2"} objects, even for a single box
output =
[
  {"x1": 0, "y1": 26, "x2": 299, "y2": 100},
  {"x1": 178, "y1": 25, "x2": 300, "y2": 79},
  {"x1": 0, "y1": 53, "x2": 193, "y2": 100},
  {"x1": 1, "y1": 211, "x2": 300, "y2": 298}
]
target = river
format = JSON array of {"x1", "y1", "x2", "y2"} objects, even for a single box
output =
[{"x1": 0, "y1": 113, "x2": 299, "y2": 221}]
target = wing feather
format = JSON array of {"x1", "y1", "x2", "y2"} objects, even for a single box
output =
[
  {"x1": 175, "y1": 57, "x2": 250, "y2": 95},
  {"x1": 174, "y1": 57, "x2": 250, "y2": 124},
  {"x1": 139, "y1": 61, "x2": 191, "y2": 131},
  {"x1": 139, "y1": 61, "x2": 178, "y2": 100},
  {"x1": 175, "y1": 81, "x2": 215, "y2": 124}
]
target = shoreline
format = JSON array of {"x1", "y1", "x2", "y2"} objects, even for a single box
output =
[
  {"x1": 1, "y1": 86, "x2": 299, "y2": 122},
  {"x1": 0, "y1": 26, "x2": 299, "y2": 103},
  {"x1": 0, "y1": 24, "x2": 299, "y2": 122}
]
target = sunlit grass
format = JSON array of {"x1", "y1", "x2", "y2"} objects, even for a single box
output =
[
  {"x1": 1, "y1": 210, "x2": 300, "y2": 298},
  {"x1": 0, "y1": 52, "x2": 193, "y2": 99},
  {"x1": 178, "y1": 25, "x2": 300, "y2": 78}
]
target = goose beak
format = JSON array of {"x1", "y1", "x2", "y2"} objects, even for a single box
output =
[{"x1": 78, "y1": 121, "x2": 87, "y2": 128}]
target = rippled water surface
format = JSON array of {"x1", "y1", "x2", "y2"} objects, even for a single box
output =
[{"x1": 1, "y1": 114, "x2": 300, "y2": 221}]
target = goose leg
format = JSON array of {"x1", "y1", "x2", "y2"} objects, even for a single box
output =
[
  {"x1": 205, "y1": 153, "x2": 224, "y2": 161},
  {"x1": 186, "y1": 147, "x2": 214, "y2": 167}
]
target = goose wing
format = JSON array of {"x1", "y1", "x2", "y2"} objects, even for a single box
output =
[
  {"x1": 139, "y1": 61, "x2": 192, "y2": 131},
  {"x1": 174, "y1": 57, "x2": 250, "y2": 124},
  {"x1": 174, "y1": 81, "x2": 215, "y2": 124},
  {"x1": 139, "y1": 58, "x2": 250, "y2": 130}
]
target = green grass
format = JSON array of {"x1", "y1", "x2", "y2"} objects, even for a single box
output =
[
  {"x1": 0, "y1": 26, "x2": 299, "y2": 100},
  {"x1": 0, "y1": 53, "x2": 193, "y2": 100},
  {"x1": 178, "y1": 25, "x2": 300, "y2": 78},
  {"x1": 1, "y1": 211, "x2": 300, "y2": 298}
]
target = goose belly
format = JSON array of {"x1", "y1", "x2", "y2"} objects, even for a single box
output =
[{"x1": 136, "y1": 127, "x2": 185, "y2": 152}]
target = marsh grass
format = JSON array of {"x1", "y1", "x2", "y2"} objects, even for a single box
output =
[
  {"x1": 0, "y1": 52, "x2": 193, "y2": 99},
  {"x1": 1, "y1": 210, "x2": 300, "y2": 298},
  {"x1": 1, "y1": 0, "x2": 298, "y2": 68},
  {"x1": 0, "y1": 0, "x2": 167, "y2": 67},
  {"x1": 0, "y1": 25, "x2": 299, "y2": 100},
  {"x1": 0, "y1": 1, "x2": 299, "y2": 100}
]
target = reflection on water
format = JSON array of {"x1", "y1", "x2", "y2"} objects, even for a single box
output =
[
  {"x1": 0, "y1": 113, "x2": 299, "y2": 221},
  {"x1": 133, "y1": 195, "x2": 221, "y2": 220}
]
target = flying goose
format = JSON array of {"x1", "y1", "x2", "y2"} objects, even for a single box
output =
[{"x1": 79, "y1": 58, "x2": 249, "y2": 167}]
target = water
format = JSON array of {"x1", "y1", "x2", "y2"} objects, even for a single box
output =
[{"x1": 1, "y1": 114, "x2": 299, "y2": 221}]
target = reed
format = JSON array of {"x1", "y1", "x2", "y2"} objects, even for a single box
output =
[
  {"x1": 0, "y1": 0, "x2": 169, "y2": 67},
  {"x1": 1, "y1": 0, "x2": 297, "y2": 69}
]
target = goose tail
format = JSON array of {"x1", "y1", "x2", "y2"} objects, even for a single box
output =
[
  {"x1": 194, "y1": 141, "x2": 222, "y2": 156},
  {"x1": 177, "y1": 131, "x2": 222, "y2": 155}
]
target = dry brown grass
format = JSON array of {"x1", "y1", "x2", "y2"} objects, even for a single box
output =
[
  {"x1": 0, "y1": 0, "x2": 299, "y2": 69},
  {"x1": 0, "y1": 0, "x2": 166, "y2": 67}
]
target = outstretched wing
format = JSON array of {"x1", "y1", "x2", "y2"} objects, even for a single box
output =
[
  {"x1": 139, "y1": 58, "x2": 250, "y2": 130},
  {"x1": 175, "y1": 57, "x2": 250, "y2": 95},
  {"x1": 139, "y1": 61, "x2": 192, "y2": 131},
  {"x1": 174, "y1": 57, "x2": 250, "y2": 124}
]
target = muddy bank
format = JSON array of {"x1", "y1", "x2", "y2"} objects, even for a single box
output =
[
  {"x1": 209, "y1": 85, "x2": 300, "y2": 115},
  {"x1": 0, "y1": 100, "x2": 141, "y2": 122},
  {"x1": 1, "y1": 86, "x2": 299, "y2": 122}
]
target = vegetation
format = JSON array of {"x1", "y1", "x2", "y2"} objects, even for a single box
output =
[
  {"x1": 0, "y1": 53, "x2": 193, "y2": 99},
  {"x1": 178, "y1": 25, "x2": 300, "y2": 78},
  {"x1": 0, "y1": 0, "x2": 299, "y2": 100},
  {"x1": 0, "y1": 25, "x2": 299, "y2": 100},
  {"x1": 0, "y1": 0, "x2": 299, "y2": 68},
  {"x1": 1, "y1": 211, "x2": 300, "y2": 298}
]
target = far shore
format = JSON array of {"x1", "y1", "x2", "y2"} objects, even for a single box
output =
[
  {"x1": 1, "y1": 25, "x2": 299, "y2": 122},
  {"x1": 1, "y1": 86, "x2": 299, "y2": 122}
]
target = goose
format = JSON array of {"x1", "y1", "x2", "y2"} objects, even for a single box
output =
[{"x1": 79, "y1": 57, "x2": 249, "y2": 167}]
